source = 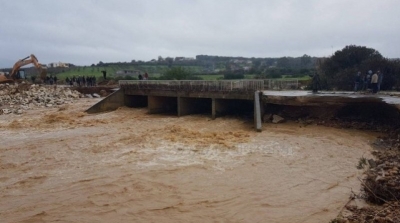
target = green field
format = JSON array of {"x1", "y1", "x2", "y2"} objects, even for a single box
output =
[{"x1": 195, "y1": 74, "x2": 223, "y2": 80}]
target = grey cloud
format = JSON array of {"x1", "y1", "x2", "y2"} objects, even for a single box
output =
[{"x1": 1, "y1": 0, "x2": 399, "y2": 68}]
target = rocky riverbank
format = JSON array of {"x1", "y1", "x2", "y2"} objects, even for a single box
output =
[{"x1": 334, "y1": 133, "x2": 400, "y2": 222}]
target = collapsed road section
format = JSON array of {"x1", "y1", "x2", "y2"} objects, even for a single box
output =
[{"x1": 261, "y1": 91, "x2": 400, "y2": 126}]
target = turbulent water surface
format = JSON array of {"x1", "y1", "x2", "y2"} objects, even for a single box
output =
[{"x1": 0, "y1": 99, "x2": 375, "y2": 223}]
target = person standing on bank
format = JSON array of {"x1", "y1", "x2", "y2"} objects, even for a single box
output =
[
  {"x1": 367, "y1": 70, "x2": 372, "y2": 89},
  {"x1": 371, "y1": 71, "x2": 379, "y2": 93},
  {"x1": 362, "y1": 72, "x2": 369, "y2": 91},
  {"x1": 310, "y1": 72, "x2": 320, "y2": 93},
  {"x1": 354, "y1": 71, "x2": 361, "y2": 92},
  {"x1": 377, "y1": 70, "x2": 383, "y2": 92}
]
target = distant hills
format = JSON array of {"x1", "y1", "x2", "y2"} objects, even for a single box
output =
[{"x1": 1, "y1": 55, "x2": 320, "y2": 80}]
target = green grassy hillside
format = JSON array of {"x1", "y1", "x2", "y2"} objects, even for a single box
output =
[
  {"x1": 50, "y1": 64, "x2": 309, "y2": 81},
  {"x1": 54, "y1": 65, "x2": 203, "y2": 80}
]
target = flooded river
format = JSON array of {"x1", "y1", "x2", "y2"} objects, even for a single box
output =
[{"x1": 0, "y1": 99, "x2": 375, "y2": 222}]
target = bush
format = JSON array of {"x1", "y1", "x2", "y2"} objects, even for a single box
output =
[
  {"x1": 124, "y1": 75, "x2": 137, "y2": 80},
  {"x1": 269, "y1": 73, "x2": 282, "y2": 79},
  {"x1": 223, "y1": 73, "x2": 244, "y2": 79},
  {"x1": 160, "y1": 67, "x2": 191, "y2": 80}
]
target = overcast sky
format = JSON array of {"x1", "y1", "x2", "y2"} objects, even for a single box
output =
[{"x1": 1, "y1": 0, "x2": 399, "y2": 68}]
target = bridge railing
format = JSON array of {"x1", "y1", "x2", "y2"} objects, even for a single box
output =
[{"x1": 119, "y1": 80, "x2": 265, "y2": 92}]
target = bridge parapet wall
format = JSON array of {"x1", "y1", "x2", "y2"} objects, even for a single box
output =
[
  {"x1": 119, "y1": 79, "x2": 300, "y2": 92},
  {"x1": 119, "y1": 80, "x2": 265, "y2": 92}
]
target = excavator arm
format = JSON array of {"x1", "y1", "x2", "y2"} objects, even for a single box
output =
[{"x1": 9, "y1": 54, "x2": 47, "y2": 81}]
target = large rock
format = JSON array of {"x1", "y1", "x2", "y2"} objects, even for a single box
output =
[
  {"x1": 2, "y1": 108, "x2": 11, "y2": 114},
  {"x1": 272, "y1": 115, "x2": 285, "y2": 124},
  {"x1": 99, "y1": 90, "x2": 107, "y2": 97}
]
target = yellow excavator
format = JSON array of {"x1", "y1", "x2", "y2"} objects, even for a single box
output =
[{"x1": 0, "y1": 54, "x2": 47, "y2": 84}]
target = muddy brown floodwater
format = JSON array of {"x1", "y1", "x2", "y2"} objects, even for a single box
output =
[{"x1": 0, "y1": 99, "x2": 377, "y2": 223}]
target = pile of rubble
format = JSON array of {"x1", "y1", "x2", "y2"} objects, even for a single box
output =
[
  {"x1": 0, "y1": 83, "x2": 83, "y2": 115},
  {"x1": 337, "y1": 144, "x2": 400, "y2": 222},
  {"x1": 340, "y1": 202, "x2": 400, "y2": 222},
  {"x1": 363, "y1": 149, "x2": 400, "y2": 203}
]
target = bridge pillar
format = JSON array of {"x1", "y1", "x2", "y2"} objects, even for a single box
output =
[
  {"x1": 212, "y1": 98, "x2": 230, "y2": 119},
  {"x1": 148, "y1": 96, "x2": 177, "y2": 114},
  {"x1": 254, "y1": 91, "x2": 262, "y2": 132}
]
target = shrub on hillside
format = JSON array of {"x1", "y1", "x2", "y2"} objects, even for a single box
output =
[
  {"x1": 223, "y1": 73, "x2": 244, "y2": 80},
  {"x1": 157, "y1": 66, "x2": 202, "y2": 80}
]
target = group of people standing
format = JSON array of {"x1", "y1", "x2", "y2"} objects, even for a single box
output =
[
  {"x1": 354, "y1": 70, "x2": 383, "y2": 93},
  {"x1": 65, "y1": 76, "x2": 97, "y2": 87},
  {"x1": 138, "y1": 72, "x2": 149, "y2": 80},
  {"x1": 44, "y1": 75, "x2": 58, "y2": 85}
]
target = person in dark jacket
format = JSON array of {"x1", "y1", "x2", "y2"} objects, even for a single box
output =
[
  {"x1": 354, "y1": 72, "x2": 361, "y2": 92},
  {"x1": 309, "y1": 72, "x2": 320, "y2": 93},
  {"x1": 377, "y1": 70, "x2": 383, "y2": 92},
  {"x1": 371, "y1": 72, "x2": 379, "y2": 93},
  {"x1": 101, "y1": 70, "x2": 107, "y2": 80}
]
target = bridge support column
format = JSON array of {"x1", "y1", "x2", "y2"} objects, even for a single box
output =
[
  {"x1": 254, "y1": 91, "x2": 262, "y2": 132},
  {"x1": 212, "y1": 98, "x2": 231, "y2": 119}
]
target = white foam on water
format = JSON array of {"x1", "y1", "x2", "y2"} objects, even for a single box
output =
[{"x1": 129, "y1": 139, "x2": 298, "y2": 171}]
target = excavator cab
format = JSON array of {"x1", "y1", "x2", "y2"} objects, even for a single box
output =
[{"x1": 15, "y1": 70, "x2": 26, "y2": 79}]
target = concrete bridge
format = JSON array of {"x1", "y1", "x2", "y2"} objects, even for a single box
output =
[
  {"x1": 121, "y1": 80, "x2": 262, "y2": 117},
  {"x1": 86, "y1": 80, "x2": 280, "y2": 131}
]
